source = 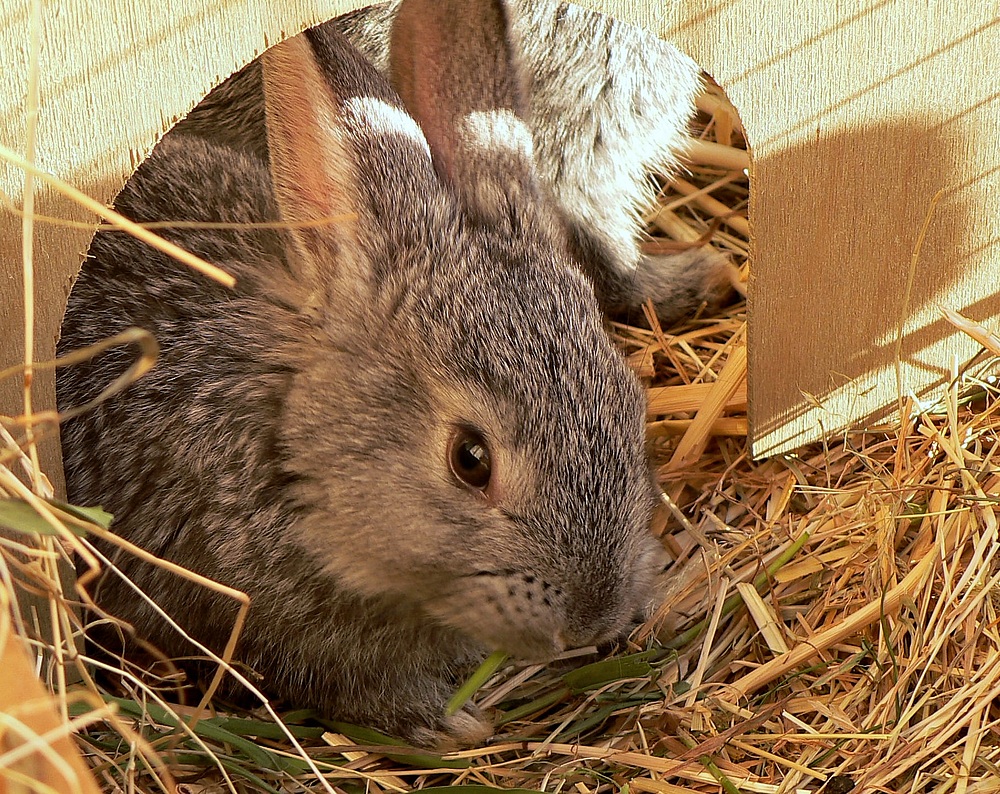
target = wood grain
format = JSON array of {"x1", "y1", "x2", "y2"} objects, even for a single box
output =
[
  {"x1": 0, "y1": 0, "x2": 368, "y2": 481},
  {"x1": 657, "y1": 1, "x2": 1000, "y2": 455}
]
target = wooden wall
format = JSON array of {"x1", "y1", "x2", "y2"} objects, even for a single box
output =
[
  {"x1": 657, "y1": 1, "x2": 1000, "y2": 455},
  {"x1": 1, "y1": 0, "x2": 997, "y2": 474}
]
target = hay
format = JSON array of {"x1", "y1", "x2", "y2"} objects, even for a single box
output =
[{"x1": 3, "y1": 66, "x2": 1000, "y2": 794}]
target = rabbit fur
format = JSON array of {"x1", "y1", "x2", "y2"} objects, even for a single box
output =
[
  {"x1": 58, "y1": 0, "x2": 720, "y2": 747},
  {"x1": 180, "y1": 0, "x2": 734, "y2": 322}
]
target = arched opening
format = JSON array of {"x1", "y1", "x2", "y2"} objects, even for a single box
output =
[
  {"x1": 50, "y1": 0, "x2": 757, "y2": 751},
  {"x1": 51, "y1": 0, "x2": 755, "y2": 758}
]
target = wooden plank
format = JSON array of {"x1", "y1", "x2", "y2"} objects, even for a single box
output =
[
  {"x1": 653, "y1": 0, "x2": 1000, "y2": 455},
  {"x1": 0, "y1": 0, "x2": 367, "y2": 480}
]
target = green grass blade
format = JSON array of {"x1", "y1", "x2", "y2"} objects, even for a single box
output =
[{"x1": 445, "y1": 650, "x2": 507, "y2": 716}]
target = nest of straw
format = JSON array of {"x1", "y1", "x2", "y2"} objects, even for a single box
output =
[{"x1": 4, "y1": 74, "x2": 1000, "y2": 794}]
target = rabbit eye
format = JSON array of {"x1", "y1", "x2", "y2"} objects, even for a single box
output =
[{"x1": 449, "y1": 428, "x2": 492, "y2": 491}]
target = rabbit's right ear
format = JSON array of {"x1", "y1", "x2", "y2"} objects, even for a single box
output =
[
  {"x1": 389, "y1": 0, "x2": 538, "y2": 221},
  {"x1": 261, "y1": 34, "x2": 364, "y2": 313}
]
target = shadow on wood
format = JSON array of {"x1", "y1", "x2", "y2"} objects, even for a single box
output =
[{"x1": 749, "y1": 115, "x2": 1000, "y2": 451}]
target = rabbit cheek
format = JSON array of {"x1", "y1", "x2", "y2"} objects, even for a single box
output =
[{"x1": 426, "y1": 572, "x2": 567, "y2": 661}]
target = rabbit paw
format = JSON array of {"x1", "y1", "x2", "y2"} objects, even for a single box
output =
[
  {"x1": 630, "y1": 246, "x2": 740, "y2": 326},
  {"x1": 404, "y1": 703, "x2": 493, "y2": 751}
]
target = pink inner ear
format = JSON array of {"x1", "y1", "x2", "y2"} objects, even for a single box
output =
[
  {"x1": 388, "y1": 0, "x2": 523, "y2": 191},
  {"x1": 277, "y1": 123, "x2": 340, "y2": 221},
  {"x1": 260, "y1": 34, "x2": 366, "y2": 300},
  {"x1": 389, "y1": 12, "x2": 459, "y2": 185},
  {"x1": 263, "y1": 35, "x2": 357, "y2": 228}
]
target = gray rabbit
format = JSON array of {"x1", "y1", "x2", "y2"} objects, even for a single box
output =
[{"x1": 58, "y1": 0, "x2": 726, "y2": 746}]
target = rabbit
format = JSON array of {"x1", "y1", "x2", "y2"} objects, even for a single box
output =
[
  {"x1": 180, "y1": 0, "x2": 735, "y2": 325},
  {"x1": 57, "y1": 0, "x2": 675, "y2": 747}
]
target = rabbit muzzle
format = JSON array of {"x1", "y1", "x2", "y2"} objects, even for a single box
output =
[{"x1": 423, "y1": 566, "x2": 642, "y2": 662}]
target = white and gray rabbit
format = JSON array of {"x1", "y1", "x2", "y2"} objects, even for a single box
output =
[
  {"x1": 58, "y1": 0, "x2": 726, "y2": 746},
  {"x1": 181, "y1": 0, "x2": 734, "y2": 322}
]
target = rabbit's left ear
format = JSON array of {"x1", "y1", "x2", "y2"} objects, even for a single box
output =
[
  {"x1": 389, "y1": 0, "x2": 539, "y2": 220},
  {"x1": 261, "y1": 31, "x2": 439, "y2": 317},
  {"x1": 261, "y1": 33, "x2": 366, "y2": 311}
]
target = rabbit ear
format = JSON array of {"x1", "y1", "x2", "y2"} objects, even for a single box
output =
[
  {"x1": 261, "y1": 32, "x2": 436, "y2": 315},
  {"x1": 261, "y1": 34, "x2": 362, "y2": 311},
  {"x1": 389, "y1": 0, "x2": 538, "y2": 219}
]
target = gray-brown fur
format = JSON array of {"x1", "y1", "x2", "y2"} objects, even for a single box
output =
[{"x1": 59, "y1": 0, "x2": 714, "y2": 746}]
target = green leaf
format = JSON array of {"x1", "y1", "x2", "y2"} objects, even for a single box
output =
[
  {"x1": 50, "y1": 499, "x2": 114, "y2": 529},
  {"x1": 446, "y1": 650, "x2": 508, "y2": 715},
  {"x1": 562, "y1": 650, "x2": 658, "y2": 693},
  {"x1": 211, "y1": 716, "x2": 325, "y2": 741},
  {"x1": 322, "y1": 721, "x2": 470, "y2": 770},
  {"x1": 664, "y1": 529, "x2": 811, "y2": 651},
  {"x1": 495, "y1": 686, "x2": 569, "y2": 726},
  {"x1": 0, "y1": 499, "x2": 87, "y2": 536},
  {"x1": 0, "y1": 498, "x2": 113, "y2": 537},
  {"x1": 169, "y1": 753, "x2": 285, "y2": 794},
  {"x1": 418, "y1": 788, "x2": 543, "y2": 794},
  {"x1": 280, "y1": 708, "x2": 323, "y2": 724},
  {"x1": 98, "y1": 696, "x2": 290, "y2": 772},
  {"x1": 555, "y1": 702, "x2": 623, "y2": 740}
]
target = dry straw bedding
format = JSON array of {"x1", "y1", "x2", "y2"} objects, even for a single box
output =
[{"x1": 3, "y1": 79, "x2": 1000, "y2": 794}]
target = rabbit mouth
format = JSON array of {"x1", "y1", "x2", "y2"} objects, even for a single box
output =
[{"x1": 422, "y1": 569, "x2": 630, "y2": 661}]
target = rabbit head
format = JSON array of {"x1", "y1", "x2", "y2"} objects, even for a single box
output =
[{"x1": 266, "y1": 0, "x2": 664, "y2": 662}]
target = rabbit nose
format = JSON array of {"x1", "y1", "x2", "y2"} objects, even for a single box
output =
[{"x1": 557, "y1": 600, "x2": 633, "y2": 650}]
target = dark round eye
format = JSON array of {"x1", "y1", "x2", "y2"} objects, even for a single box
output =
[{"x1": 449, "y1": 428, "x2": 492, "y2": 491}]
